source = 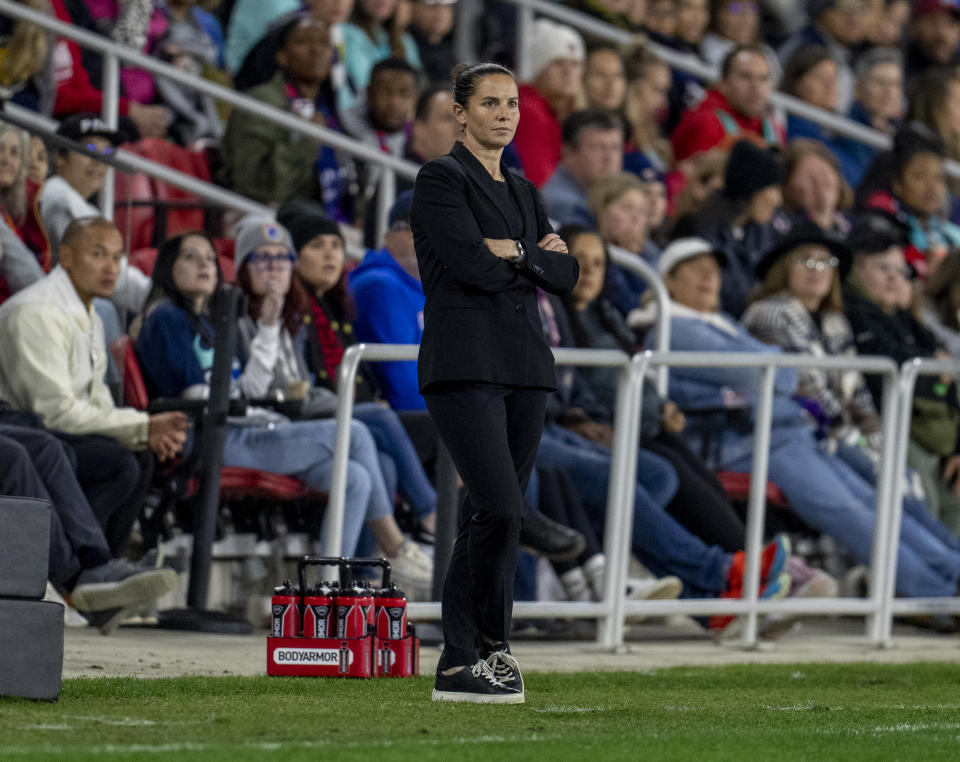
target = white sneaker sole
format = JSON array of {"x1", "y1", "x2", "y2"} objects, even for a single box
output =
[
  {"x1": 431, "y1": 689, "x2": 525, "y2": 704},
  {"x1": 71, "y1": 568, "x2": 177, "y2": 612},
  {"x1": 625, "y1": 576, "x2": 683, "y2": 624}
]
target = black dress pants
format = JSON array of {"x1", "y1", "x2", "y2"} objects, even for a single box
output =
[
  {"x1": 424, "y1": 383, "x2": 546, "y2": 669},
  {"x1": 54, "y1": 433, "x2": 154, "y2": 556}
]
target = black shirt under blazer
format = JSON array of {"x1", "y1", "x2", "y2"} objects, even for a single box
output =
[{"x1": 411, "y1": 141, "x2": 580, "y2": 393}]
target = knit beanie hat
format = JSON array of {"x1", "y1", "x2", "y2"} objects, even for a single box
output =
[
  {"x1": 277, "y1": 198, "x2": 343, "y2": 253},
  {"x1": 723, "y1": 140, "x2": 783, "y2": 200},
  {"x1": 528, "y1": 19, "x2": 585, "y2": 80},
  {"x1": 234, "y1": 216, "x2": 295, "y2": 272}
]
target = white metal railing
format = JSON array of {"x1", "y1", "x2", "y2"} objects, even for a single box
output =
[
  {"x1": 0, "y1": 0, "x2": 420, "y2": 245},
  {"x1": 325, "y1": 343, "x2": 925, "y2": 650}
]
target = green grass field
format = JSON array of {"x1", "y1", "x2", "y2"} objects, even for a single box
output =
[{"x1": 2, "y1": 663, "x2": 960, "y2": 760}]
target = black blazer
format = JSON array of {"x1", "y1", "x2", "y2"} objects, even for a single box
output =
[{"x1": 411, "y1": 141, "x2": 580, "y2": 393}]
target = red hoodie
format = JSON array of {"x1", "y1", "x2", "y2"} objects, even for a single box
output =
[
  {"x1": 50, "y1": 0, "x2": 132, "y2": 117},
  {"x1": 512, "y1": 83, "x2": 565, "y2": 188},
  {"x1": 671, "y1": 89, "x2": 783, "y2": 162}
]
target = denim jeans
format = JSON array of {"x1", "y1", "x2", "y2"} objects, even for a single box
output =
[
  {"x1": 353, "y1": 402, "x2": 437, "y2": 521},
  {"x1": 223, "y1": 418, "x2": 393, "y2": 556},
  {"x1": 536, "y1": 424, "x2": 730, "y2": 595},
  {"x1": 725, "y1": 433, "x2": 960, "y2": 598}
]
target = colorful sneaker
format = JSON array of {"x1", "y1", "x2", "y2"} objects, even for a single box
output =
[
  {"x1": 710, "y1": 571, "x2": 792, "y2": 639},
  {"x1": 759, "y1": 557, "x2": 839, "y2": 640},
  {"x1": 725, "y1": 534, "x2": 791, "y2": 592},
  {"x1": 432, "y1": 659, "x2": 524, "y2": 704}
]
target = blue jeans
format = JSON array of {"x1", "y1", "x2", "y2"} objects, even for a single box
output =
[
  {"x1": 223, "y1": 418, "x2": 393, "y2": 556},
  {"x1": 725, "y1": 433, "x2": 960, "y2": 598},
  {"x1": 536, "y1": 424, "x2": 730, "y2": 595},
  {"x1": 352, "y1": 402, "x2": 436, "y2": 520}
]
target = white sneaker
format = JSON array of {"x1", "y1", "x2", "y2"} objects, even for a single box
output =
[
  {"x1": 45, "y1": 583, "x2": 89, "y2": 628},
  {"x1": 625, "y1": 576, "x2": 683, "y2": 624},
  {"x1": 388, "y1": 539, "x2": 433, "y2": 585}
]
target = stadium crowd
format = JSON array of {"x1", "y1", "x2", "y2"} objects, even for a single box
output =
[{"x1": 3, "y1": 0, "x2": 960, "y2": 637}]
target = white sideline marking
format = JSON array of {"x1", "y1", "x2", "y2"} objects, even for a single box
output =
[{"x1": 531, "y1": 705, "x2": 607, "y2": 714}]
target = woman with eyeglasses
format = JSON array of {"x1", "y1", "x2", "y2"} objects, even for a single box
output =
[{"x1": 134, "y1": 220, "x2": 433, "y2": 584}]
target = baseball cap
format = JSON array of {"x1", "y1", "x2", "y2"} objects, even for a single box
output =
[
  {"x1": 55, "y1": 113, "x2": 125, "y2": 147},
  {"x1": 658, "y1": 237, "x2": 728, "y2": 276}
]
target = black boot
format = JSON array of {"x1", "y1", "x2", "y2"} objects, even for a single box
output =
[{"x1": 519, "y1": 510, "x2": 585, "y2": 561}]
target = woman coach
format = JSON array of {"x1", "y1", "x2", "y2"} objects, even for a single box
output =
[{"x1": 412, "y1": 62, "x2": 579, "y2": 704}]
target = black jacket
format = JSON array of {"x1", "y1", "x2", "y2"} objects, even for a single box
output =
[{"x1": 411, "y1": 141, "x2": 579, "y2": 393}]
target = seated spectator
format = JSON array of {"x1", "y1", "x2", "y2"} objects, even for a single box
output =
[
  {"x1": 657, "y1": 235, "x2": 960, "y2": 600},
  {"x1": 224, "y1": 0, "x2": 300, "y2": 74},
  {"x1": 512, "y1": 18, "x2": 585, "y2": 187},
  {"x1": 135, "y1": 220, "x2": 433, "y2": 582},
  {"x1": 540, "y1": 110, "x2": 625, "y2": 229},
  {"x1": 564, "y1": 0, "x2": 638, "y2": 31},
  {"x1": 39, "y1": 115, "x2": 152, "y2": 315},
  {"x1": 781, "y1": 138, "x2": 853, "y2": 236},
  {"x1": 671, "y1": 44, "x2": 783, "y2": 162},
  {"x1": 905, "y1": 0, "x2": 960, "y2": 85},
  {"x1": 843, "y1": 211, "x2": 960, "y2": 533},
  {"x1": 906, "y1": 67, "x2": 960, "y2": 220},
  {"x1": 27, "y1": 133, "x2": 49, "y2": 185},
  {"x1": 347, "y1": 191, "x2": 425, "y2": 411},
  {"x1": 582, "y1": 43, "x2": 627, "y2": 115},
  {"x1": 643, "y1": 0, "x2": 678, "y2": 41},
  {"x1": 781, "y1": 45, "x2": 841, "y2": 143},
  {"x1": 922, "y1": 248, "x2": 960, "y2": 361},
  {"x1": 701, "y1": 0, "x2": 779, "y2": 80},
  {"x1": 675, "y1": 139, "x2": 784, "y2": 317},
  {"x1": 833, "y1": 47, "x2": 903, "y2": 189},
  {"x1": 558, "y1": 225, "x2": 837, "y2": 617},
  {"x1": 622, "y1": 47, "x2": 672, "y2": 174},
  {"x1": 669, "y1": 146, "x2": 726, "y2": 223},
  {"x1": 0, "y1": 123, "x2": 44, "y2": 300},
  {"x1": 661, "y1": 0, "x2": 711, "y2": 133},
  {"x1": 152, "y1": 0, "x2": 225, "y2": 144},
  {"x1": 0, "y1": 217, "x2": 189, "y2": 555},
  {"x1": 863, "y1": 0, "x2": 910, "y2": 48},
  {"x1": 0, "y1": 0, "x2": 56, "y2": 114},
  {"x1": 400, "y1": 83, "x2": 458, "y2": 182},
  {"x1": 0, "y1": 418, "x2": 177, "y2": 634},
  {"x1": 777, "y1": 0, "x2": 867, "y2": 113},
  {"x1": 409, "y1": 0, "x2": 456, "y2": 85},
  {"x1": 220, "y1": 17, "x2": 356, "y2": 221},
  {"x1": 340, "y1": 57, "x2": 419, "y2": 246},
  {"x1": 340, "y1": 0, "x2": 422, "y2": 115},
  {"x1": 49, "y1": 0, "x2": 171, "y2": 137}
]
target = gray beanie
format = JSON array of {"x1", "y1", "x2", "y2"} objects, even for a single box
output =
[{"x1": 233, "y1": 216, "x2": 295, "y2": 272}]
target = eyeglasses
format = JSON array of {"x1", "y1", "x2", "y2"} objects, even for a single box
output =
[
  {"x1": 248, "y1": 251, "x2": 295, "y2": 270},
  {"x1": 82, "y1": 143, "x2": 116, "y2": 157},
  {"x1": 797, "y1": 256, "x2": 839, "y2": 272},
  {"x1": 180, "y1": 252, "x2": 217, "y2": 267}
]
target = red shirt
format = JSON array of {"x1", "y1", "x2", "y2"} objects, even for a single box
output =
[
  {"x1": 671, "y1": 89, "x2": 783, "y2": 162},
  {"x1": 512, "y1": 83, "x2": 565, "y2": 188}
]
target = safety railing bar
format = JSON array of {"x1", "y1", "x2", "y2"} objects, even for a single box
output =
[
  {"x1": 644, "y1": 351, "x2": 899, "y2": 373},
  {"x1": 0, "y1": 0, "x2": 421, "y2": 180}
]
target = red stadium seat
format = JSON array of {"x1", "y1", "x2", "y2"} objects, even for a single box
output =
[{"x1": 716, "y1": 471, "x2": 789, "y2": 508}]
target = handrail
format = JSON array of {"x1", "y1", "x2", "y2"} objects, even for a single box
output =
[{"x1": 504, "y1": 0, "x2": 960, "y2": 180}]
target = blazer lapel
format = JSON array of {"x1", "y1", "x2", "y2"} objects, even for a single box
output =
[{"x1": 450, "y1": 141, "x2": 516, "y2": 234}]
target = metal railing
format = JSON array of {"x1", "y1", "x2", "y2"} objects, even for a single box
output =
[
  {"x1": 0, "y1": 0, "x2": 421, "y2": 245},
  {"x1": 324, "y1": 343, "x2": 914, "y2": 650}
]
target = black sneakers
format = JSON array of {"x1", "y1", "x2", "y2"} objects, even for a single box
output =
[
  {"x1": 432, "y1": 659, "x2": 524, "y2": 704},
  {"x1": 483, "y1": 649, "x2": 524, "y2": 694}
]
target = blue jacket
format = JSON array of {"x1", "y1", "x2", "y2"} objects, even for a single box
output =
[
  {"x1": 832, "y1": 101, "x2": 885, "y2": 190},
  {"x1": 540, "y1": 165, "x2": 596, "y2": 229},
  {"x1": 349, "y1": 248, "x2": 426, "y2": 411}
]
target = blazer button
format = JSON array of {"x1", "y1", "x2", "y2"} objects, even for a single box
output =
[{"x1": 515, "y1": 304, "x2": 525, "y2": 313}]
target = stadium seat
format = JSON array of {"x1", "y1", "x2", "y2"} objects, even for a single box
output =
[{"x1": 716, "y1": 471, "x2": 789, "y2": 508}]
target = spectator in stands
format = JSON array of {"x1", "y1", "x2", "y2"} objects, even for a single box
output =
[
  {"x1": 26, "y1": 134, "x2": 49, "y2": 185},
  {"x1": 400, "y1": 83, "x2": 458, "y2": 179},
  {"x1": 922, "y1": 248, "x2": 960, "y2": 361},
  {"x1": 622, "y1": 47, "x2": 672, "y2": 174},
  {"x1": 669, "y1": 146, "x2": 726, "y2": 222},
  {"x1": 843, "y1": 211, "x2": 960, "y2": 532},
  {"x1": 661, "y1": 0, "x2": 711, "y2": 132},
  {"x1": 225, "y1": 0, "x2": 302, "y2": 74},
  {"x1": 659, "y1": 235, "x2": 960, "y2": 600},
  {"x1": 905, "y1": 0, "x2": 960, "y2": 84},
  {"x1": 675, "y1": 139, "x2": 784, "y2": 317},
  {"x1": 512, "y1": 18, "x2": 585, "y2": 188},
  {"x1": 781, "y1": 138, "x2": 853, "y2": 236},
  {"x1": 135, "y1": 221, "x2": 433, "y2": 581},
  {"x1": 863, "y1": 0, "x2": 910, "y2": 47},
  {"x1": 833, "y1": 47, "x2": 903, "y2": 189},
  {"x1": 0, "y1": 418, "x2": 177, "y2": 634},
  {"x1": 583, "y1": 43, "x2": 627, "y2": 114},
  {"x1": 777, "y1": 0, "x2": 868, "y2": 113},
  {"x1": 341, "y1": 57, "x2": 419, "y2": 246},
  {"x1": 347, "y1": 191, "x2": 425, "y2": 411},
  {"x1": 0, "y1": 217, "x2": 189, "y2": 555},
  {"x1": 39, "y1": 115, "x2": 152, "y2": 315},
  {"x1": 408, "y1": 0, "x2": 456, "y2": 85},
  {"x1": 220, "y1": 17, "x2": 355, "y2": 222},
  {"x1": 564, "y1": 0, "x2": 636, "y2": 31},
  {"x1": 558, "y1": 224, "x2": 838, "y2": 616},
  {"x1": 49, "y1": 0, "x2": 170, "y2": 137},
  {"x1": 671, "y1": 44, "x2": 783, "y2": 162},
  {"x1": 0, "y1": 123, "x2": 45, "y2": 297},
  {"x1": 540, "y1": 110, "x2": 625, "y2": 229},
  {"x1": 781, "y1": 45, "x2": 841, "y2": 143},
  {"x1": 701, "y1": 0, "x2": 778, "y2": 78},
  {"x1": 340, "y1": 0, "x2": 422, "y2": 115},
  {"x1": 906, "y1": 67, "x2": 960, "y2": 217},
  {"x1": 0, "y1": 0, "x2": 56, "y2": 114},
  {"x1": 644, "y1": 0, "x2": 678, "y2": 39}
]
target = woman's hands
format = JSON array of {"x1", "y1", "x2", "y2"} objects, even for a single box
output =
[
  {"x1": 484, "y1": 234, "x2": 569, "y2": 259},
  {"x1": 260, "y1": 281, "x2": 285, "y2": 326}
]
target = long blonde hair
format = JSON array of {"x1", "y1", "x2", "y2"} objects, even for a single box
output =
[
  {"x1": 0, "y1": 123, "x2": 29, "y2": 224},
  {"x1": 0, "y1": 0, "x2": 52, "y2": 87}
]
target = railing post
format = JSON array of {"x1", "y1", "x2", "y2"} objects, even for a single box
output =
[
  {"x1": 515, "y1": 4, "x2": 535, "y2": 81},
  {"x1": 454, "y1": 0, "x2": 478, "y2": 66},
  {"x1": 866, "y1": 368, "x2": 901, "y2": 647},
  {"x1": 375, "y1": 169, "x2": 396, "y2": 250},
  {"x1": 100, "y1": 52, "x2": 119, "y2": 221},
  {"x1": 322, "y1": 344, "x2": 366, "y2": 557},
  {"x1": 735, "y1": 364, "x2": 777, "y2": 648}
]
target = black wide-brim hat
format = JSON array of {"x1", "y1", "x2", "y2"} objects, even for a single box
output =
[{"x1": 755, "y1": 219, "x2": 852, "y2": 281}]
